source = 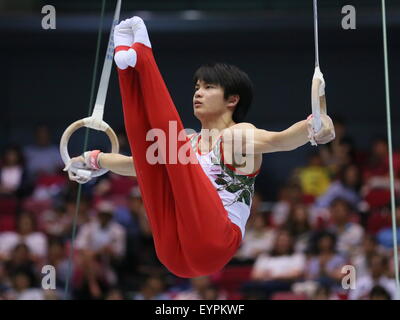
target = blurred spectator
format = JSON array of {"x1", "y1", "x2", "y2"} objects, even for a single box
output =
[
  {"x1": 388, "y1": 252, "x2": 400, "y2": 280},
  {"x1": 376, "y1": 206, "x2": 400, "y2": 249},
  {"x1": 23, "y1": 124, "x2": 64, "y2": 182},
  {"x1": 5, "y1": 271, "x2": 44, "y2": 300},
  {"x1": 369, "y1": 285, "x2": 392, "y2": 300},
  {"x1": 0, "y1": 212, "x2": 47, "y2": 262},
  {"x1": 304, "y1": 232, "x2": 346, "y2": 289},
  {"x1": 328, "y1": 116, "x2": 354, "y2": 146},
  {"x1": 234, "y1": 212, "x2": 276, "y2": 263},
  {"x1": 249, "y1": 190, "x2": 266, "y2": 217},
  {"x1": 133, "y1": 276, "x2": 170, "y2": 300},
  {"x1": 284, "y1": 203, "x2": 313, "y2": 253},
  {"x1": 45, "y1": 239, "x2": 69, "y2": 290},
  {"x1": 114, "y1": 186, "x2": 163, "y2": 284},
  {"x1": 115, "y1": 190, "x2": 165, "y2": 278},
  {"x1": 348, "y1": 253, "x2": 396, "y2": 300},
  {"x1": 114, "y1": 186, "x2": 145, "y2": 236},
  {"x1": 328, "y1": 198, "x2": 364, "y2": 257},
  {"x1": 361, "y1": 138, "x2": 400, "y2": 208},
  {"x1": 41, "y1": 195, "x2": 91, "y2": 240},
  {"x1": 4, "y1": 244, "x2": 37, "y2": 286},
  {"x1": 116, "y1": 128, "x2": 131, "y2": 156},
  {"x1": 202, "y1": 285, "x2": 224, "y2": 300},
  {"x1": 74, "y1": 201, "x2": 126, "y2": 299},
  {"x1": 241, "y1": 230, "x2": 305, "y2": 299},
  {"x1": 315, "y1": 164, "x2": 362, "y2": 210},
  {"x1": 350, "y1": 235, "x2": 382, "y2": 280},
  {"x1": 0, "y1": 144, "x2": 29, "y2": 197},
  {"x1": 311, "y1": 284, "x2": 333, "y2": 300},
  {"x1": 319, "y1": 116, "x2": 355, "y2": 176},
  {"x1": 92, "y1": 174, "x2": 136, "y2": 202},
  {"x1": 271, "y1": 184, "x2": 303, "y2": 227},
  {"x1": 105, "y1": 287, "x2": 125, "y2": 300},
  {"x1": 0, "y1": 263, "x2": 11, "y2": 299},
  {"x1": 174, "y1": 276, "x2": 226, "y2": 300},
  {"x1": 362, "y1": 137, "x2": 400, "y2": 182},
  {"x1": 41, "y1": 204, "x2": 73, "y2": 241},
  {"x1": 42, "y1": 290, "x2": 61, "y2": 300},
  {"x1": 293, "y1": 152, "x2": 331, "y2": 199}
]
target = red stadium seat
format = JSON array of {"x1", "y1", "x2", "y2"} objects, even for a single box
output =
[
  {"x1": 212, "y1": 266, "x2": 252, "y2": 299},
  {"x1": 36, "y1": 173, "x2": 67, "y2": 187},
  {"x1": 0, "y1": 197, "x2": 17, "y2": 231},
  {"x1": 22, "y1": 198, "x2": 52, "y2": 216},
  {"x1": 366, "y1": 209, "x2": 392, "y2": 235},
  {"x1": 364, "y1": 189, "x2": 392, "y2": 209}
]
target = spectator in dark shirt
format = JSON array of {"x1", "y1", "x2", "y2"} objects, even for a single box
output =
[
  {"x1": 0, "y1": 145, "x2": 29, "y2": 198},
  {"x1": 23, "y1": 125, "x2": 64, "y2": 182},
  {"x1": 305, "y1": 232, "x2": 346, "y2": 289}
]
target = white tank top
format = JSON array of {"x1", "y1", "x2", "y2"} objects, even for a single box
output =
[{"x1": 189, "y1": 133, "x2": 259, "y2": 238}]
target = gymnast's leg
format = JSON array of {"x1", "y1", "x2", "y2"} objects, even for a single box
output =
[
  {"x1": 115, "y1": 17, "x2": 242, "y2": 276},
  {"x1": 114, "y1": 21, "x2": 200, "y2": 277}
]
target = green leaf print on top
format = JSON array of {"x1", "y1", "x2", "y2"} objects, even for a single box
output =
[
  {"x1": 211, "y1": 139, "x2": 256, "y2": 207},
  {"x1": 189, "y1": 133, "x2": 257, "y2": 208}
]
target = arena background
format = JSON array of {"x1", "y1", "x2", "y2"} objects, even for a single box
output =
[{"x1": 0, "y1": 0, "x2": 399, "y2": 300}]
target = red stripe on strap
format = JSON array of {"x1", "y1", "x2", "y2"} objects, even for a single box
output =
[
  {"x1": 89, "y1": 150, "x2": 102, "y2": 170},
  {"x1": 115, "y1": 45, "x2": 131, "y2": 53}
]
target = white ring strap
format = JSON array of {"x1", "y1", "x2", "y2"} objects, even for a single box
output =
[
  {"x1": 59, "y1": 0, "x2": 122, "y2": 178},
  {"x1": 311, "y1": 0, "x2": 327, "y2": 142}
]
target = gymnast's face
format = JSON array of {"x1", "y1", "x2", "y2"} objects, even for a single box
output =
[{"x1": 193, "y1": 80, "x2": 233, "y2": 121}]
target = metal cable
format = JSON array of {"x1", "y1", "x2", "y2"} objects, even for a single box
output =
[
  {"x1": 381, "y1": 0, "x2": 400, "y2": 300},
  {"x1": 63, "y1": 0, "x2": 107, "y2": 299}
]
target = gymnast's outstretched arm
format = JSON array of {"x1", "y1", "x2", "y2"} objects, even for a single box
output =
[
  {"x1": 69, "y1": 152, "x2": 136, "y2": 177},
  {"x1": 98, "y1": 153, "x2": 136, "y2": 176},
  {"x1": 222, "y1": 112, "x2": 335, "y2": 155}
]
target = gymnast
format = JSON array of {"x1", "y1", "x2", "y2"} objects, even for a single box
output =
[{"x1": 64, "y1": 16, "x2": 335, "y2": 278}]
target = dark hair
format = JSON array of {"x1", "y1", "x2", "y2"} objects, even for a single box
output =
[
  {"x1": 16, "y1": 211, "x2": 37, "y2": 233},
  {"x1": 337, "y1": 164, "x2": 362, "y2": 191},
  {"x1": 369, "y1": 285, "x2": 391, "y2": 300},
  {"x1": 1, "y1": 144, "x2": 25, "y2": 166},
  {"x1": 11, "y1": 243, "x2": 30, "y2": 255},
  {"x1": 193, "y1": 62, "x2": 253, "y2": 123},
  {"x1": 331, "y1": 114, "x2": 346, "y2": 126},
  {"x1": 270, "y1": 229, "x2": 295, "y2": 257},
  {"x1": 368, "y1": 253, "x2": 388, "y2": 268},
  {"x1": 308, "y1": 231, "x2": 337, "y2": 255},
  {"x1": 330, "y1": 197, "x2": 352, "y2": 211},
  {"x1": 284, "y1": 204, "x2": 311, "y2": 237},
  {"x1": 372, "y1": 135, "x2": 388, "y2": 145}
]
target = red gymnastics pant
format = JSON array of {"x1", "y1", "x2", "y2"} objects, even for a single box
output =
[{"x1": 115, "y1": 43, "x2": 242, "y2": 278}]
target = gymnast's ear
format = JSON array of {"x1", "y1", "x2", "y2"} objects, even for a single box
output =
[{"x1": 226, "y1": 94, "x2": 240, "y2": 109}]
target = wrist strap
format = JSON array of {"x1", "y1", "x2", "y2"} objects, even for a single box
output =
[{"x1": 83, "y1": 150, "x2": 102, "y2": 170}]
